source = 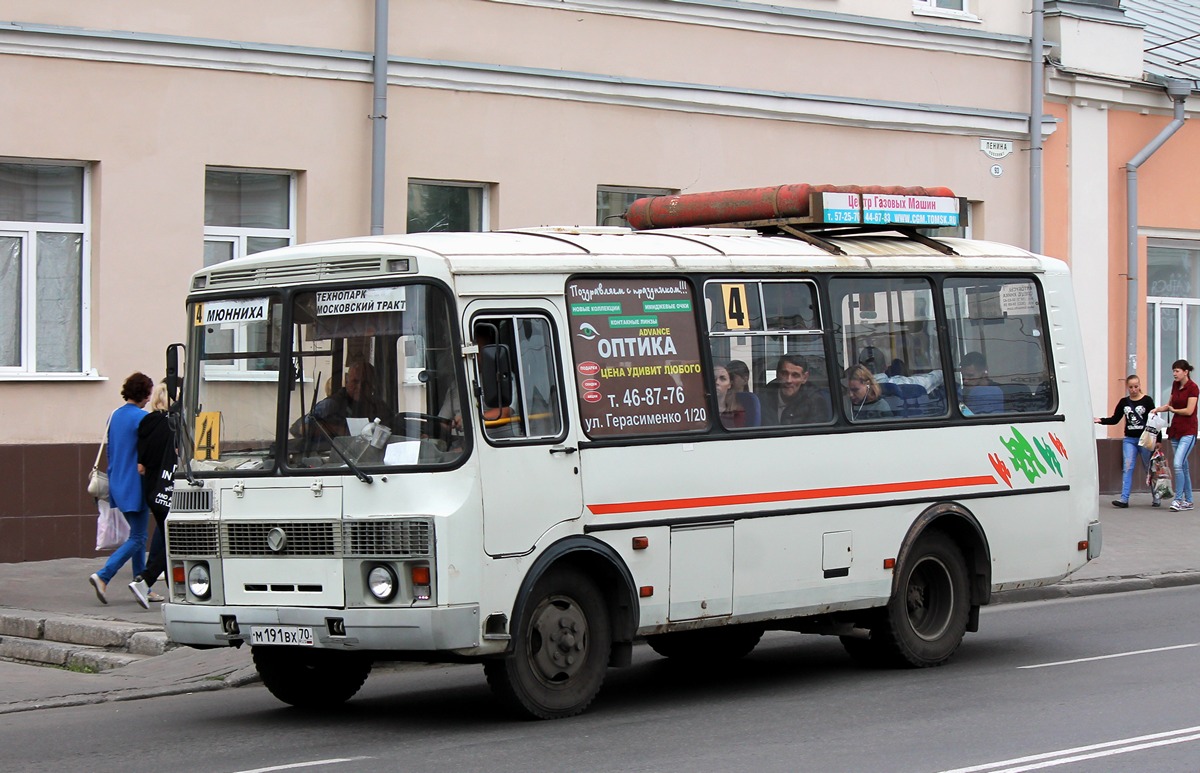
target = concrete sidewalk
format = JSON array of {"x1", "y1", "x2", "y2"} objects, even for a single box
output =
[{"x1": 1, "y1": 495, "x2": 1198, "y2": 714}]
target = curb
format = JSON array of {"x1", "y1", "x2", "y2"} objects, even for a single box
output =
[
  {"x1": 0, "y1": 663, "x2": 260, "y2": 716},
  {"x1": 991, "y1": 570, "x2": 1200, "y2": 604}
]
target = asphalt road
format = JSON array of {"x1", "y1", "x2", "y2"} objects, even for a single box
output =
[{"x1": 3, "y1": 586, "x2": 1200, "y2": 773}]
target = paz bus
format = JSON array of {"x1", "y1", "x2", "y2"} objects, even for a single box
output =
[{"x1": 161, "y1": 183, "x2": 1101, "y2": 719}]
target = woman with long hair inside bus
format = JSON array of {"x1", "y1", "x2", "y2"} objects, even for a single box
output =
[
  {"x1": 1154, "y1": 359, "x2": 1199, "y2": 512},
  {"x1": 844, "y1": 364, "x2": 892, "y2": 421},
  {"x1": 714, "y1": 364, "x2": 760, "y2": 428}
]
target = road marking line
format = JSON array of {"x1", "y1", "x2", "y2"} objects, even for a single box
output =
[
  {"x1": 1018, "y1": 642, "x2": 1200, "y2": 669},
  {"x1": 938, "y1": 725, "x2": 1200, "y2": 773},
  {"x1": 233, "y1": 758, "x2": 371, "y2": 773}
]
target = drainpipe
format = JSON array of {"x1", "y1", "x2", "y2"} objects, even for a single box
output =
[
  {"x1": 369, "y1": 0, "x2": 389, "y2": 235},
  {"x1": 1125, "y1": 79, "x2": 1191, "y2": 373},
  {"x1": 1029, "y1": 0, "x2": 1044, "y2": 254}
]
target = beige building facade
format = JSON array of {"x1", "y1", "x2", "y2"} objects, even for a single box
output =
[{"x1": 1, "y1": 0, "x2": 1044, "y2": 560}]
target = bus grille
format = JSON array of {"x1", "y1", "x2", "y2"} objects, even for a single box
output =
[
  {"x1": 170, "y1": 487, "x2": 214, "y2": 513},
  {"x1": 166, "y1": 521, "x2": 220, "y2": 556},
  {"x1": 206, "y1": 257, "x2": 390, "y2": 289},
  {"x1": 223, "y1": 521, "x2": 340, "y2": 557},
  {"x1": 345, "y1": 519, "x2": 433, "y2": 556}
]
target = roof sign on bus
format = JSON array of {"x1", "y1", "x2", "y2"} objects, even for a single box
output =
[
  {"x1": 197, "y1": 297, "x2": 270, "y2": 326},
  {"x1": 815, "y1": 192, "x2": 963, "y2": 228},
  {"x1": 315, "y1": 287, "x2": 406, "y2": 316}
]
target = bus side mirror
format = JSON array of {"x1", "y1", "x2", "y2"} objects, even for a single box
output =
[
  {"x1": 165, "y1": 343, "x2": 185, "y2": 403},
  {"x1": 479, "y1": 343, "x2": 513, "y2": 409}
]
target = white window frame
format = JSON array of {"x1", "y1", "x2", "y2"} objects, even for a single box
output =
[
  {"x1": 202, "y1": 167, "x2": 296, "y2": 381},
  {"x1": 407, "y1": 179, "x2": 491, "y2": 233},
  {"x1": 912, "y1": 0, "x2": 979, "y2": 23},
  {"x1": 0, "y1": 161, "x2": 94, "y2": 381}
]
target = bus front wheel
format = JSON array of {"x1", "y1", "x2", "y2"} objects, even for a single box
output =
[
  {"x1": 253, "y1": 647, "x2": 372, "y2": 708},
  {"x1": 484, "y1": 567, "x2": 612, "y2": 720},
  {"x1": 842, "y1": 531, "x2": 970, "y2": 669}
]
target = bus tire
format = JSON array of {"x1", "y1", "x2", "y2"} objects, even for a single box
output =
[
  {"x1": 646, "y1": 625, "x2": 764, "y2": 663},
  {"x1": 484, "y1": 567, "x2": 612, "y2": 720},
  {"x1": 253, "y1": 647, "x2": 372, "y2": 708},
  {"x1": 870, "y1": 531, "x2": 970, "y2": 668}
]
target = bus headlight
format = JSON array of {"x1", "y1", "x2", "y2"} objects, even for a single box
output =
[
  {"x1": 367, "y1": 565, "x2": 397, "y2": 602},
  {"x1": 188, "y1": 563, "x2": 211, "y2": 599}
]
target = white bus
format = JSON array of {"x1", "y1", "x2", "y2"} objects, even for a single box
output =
[{"x1": 162, "y1": 184, "x2": 1100, "y2": 719}]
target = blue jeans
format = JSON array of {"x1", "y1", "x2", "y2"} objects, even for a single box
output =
[
  {"x1": 98, "y1": 506, "x2": 149, "y2": 583},
  {"x1": 1171, "y1": 435, "x2": 1196, "y2": 504},
  {"x1": 1120, "y1": 436, "x2": 1155, "y2": 502}
]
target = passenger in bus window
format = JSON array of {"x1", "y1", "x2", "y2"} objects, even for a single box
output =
[
  {"x1": 958, "y1": 351, "x2": 1003, "y2": 415},
  {"x1": 760, "y1": 354, "x2": 830, "y2": 425},
  {"x1": 714, "y1": 364, "x2": 760, "y2": 429},
  {"x1": 294, "y1": 360, "x2": 388, "y2": 438},
  {"x1": 844, "y1": 364, "x2": 893, "y2": 421},
  {"x1": 727, "y1": 359, "x2": 752, "y2": 395}
]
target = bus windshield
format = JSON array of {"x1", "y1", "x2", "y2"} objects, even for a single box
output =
[{"x1": 183, "y1": 282, "x2": 465, "y2": 474}]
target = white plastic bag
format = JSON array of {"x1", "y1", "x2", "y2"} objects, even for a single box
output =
[
  {"x1": 1148, "y1": 412, "x2": 1169, "y2": 433},
  {"x1": 95, "y1": 499, "x2": 130, "y2": 551}
]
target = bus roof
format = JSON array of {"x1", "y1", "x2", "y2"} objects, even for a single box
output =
[{"x1": 189, "y1": 227, "x2": 1058, "y2": 294}]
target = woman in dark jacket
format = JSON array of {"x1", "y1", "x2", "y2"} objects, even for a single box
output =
[{"x1": 129, "y1": 382, "x2": 177, "y2": 608}]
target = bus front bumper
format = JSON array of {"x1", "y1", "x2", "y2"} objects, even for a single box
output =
[{"x1": 162, "y1": 602, "x2": 481, "y2": 652}]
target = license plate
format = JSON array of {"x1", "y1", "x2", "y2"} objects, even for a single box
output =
[{"x1": 250, "y1": 625, "x2": 314, "y2": 646}]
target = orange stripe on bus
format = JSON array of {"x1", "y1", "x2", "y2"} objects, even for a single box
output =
[{"x1": 586, "y1": 475, "x2": 998, "y2": 516}]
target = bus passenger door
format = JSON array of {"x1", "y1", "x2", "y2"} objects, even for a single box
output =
[{"x1": 467, "y1": 304, "x2": 583, "y2": 556}]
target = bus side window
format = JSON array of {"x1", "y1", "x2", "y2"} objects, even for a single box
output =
[
  {"x1": 474, "y1": 314, "x2": 565, "y2": 442},
  {"x1": 829, "y1": 277, "x2": 947, "y2": 421},
  {"x1": 943, "y1": 278, "x2": 1054, "y2": 416}
]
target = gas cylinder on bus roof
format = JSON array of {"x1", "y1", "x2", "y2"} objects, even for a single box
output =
[{"x1": 623, "y1": 183, "x2": 956, "y2": 230}]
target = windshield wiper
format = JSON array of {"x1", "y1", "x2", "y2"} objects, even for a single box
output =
[
  {"x1": 169, "y1": 403, "x2": 200, "y2": 488},
  {"x1": 305, "y1": 412, "x2": 373, "y2": 484}
]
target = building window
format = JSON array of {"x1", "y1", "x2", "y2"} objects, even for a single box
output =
[
  {"x1": 1147, "y1": 239, "x2": 1200, "y2": 402},
  {"x1": 407, "y1": 180, "x2": 488, "y2": 233},
  {"x1": 918, "y1": 201, "x2": 975, "y2": 240},
  {"x1": 913, "y1": 0, "x2": 977, "y2": 20},
  {"x1": 0, "y1": 162, "x2": 88, "y2": 375},
  {"x1": 204, "y1": 169, "x2": 295, "y2": 267},
  {"x1": 203, "y1": 169, "x2": 294, "y2": 377},
  {"x1": 597, "y1": 186, "x2": 674, "y2": 227}
]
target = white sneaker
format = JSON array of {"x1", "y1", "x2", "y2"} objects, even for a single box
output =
[
  {"x1": 88, "y1": 573, "x2": 108, "y2": 605},
  {"x1": 1170, "y1": 500, "x2": 1184, "y2": 512},
  {"x1": 1181, "y1": 501, "x2": 1195, "y2": 511},
  {"x1": 129, "y1": 578, "x2": 150, "y2": 609}
]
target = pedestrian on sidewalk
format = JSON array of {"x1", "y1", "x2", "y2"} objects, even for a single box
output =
[
  {"x1": 1153, "y1": 359, "x2": 1200, "y2": 512},
  {"x1": 1096, "y1": 373, "x2": 1159, "y2": 508},
  {"x1": 88, "y1": 372, "x2": 153, "y2": 604},
  {"x1": 129, "y1": 381, "x2": 176, "y2": 609}
]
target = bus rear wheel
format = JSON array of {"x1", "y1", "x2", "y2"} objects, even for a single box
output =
[
  {"x1": 253, "y1": 647, "x2": 372, "y2": 708},
  {"x1": 646, "y1": 625, "x2": 764, "y2": 663},
  {"x1": 842, "y1": 531, "x2": 969, "y2": 669},
  {"x1": 484, "y1": 568, "x2": 612, "y2": 720}
]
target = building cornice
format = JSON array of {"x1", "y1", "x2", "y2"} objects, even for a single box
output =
[
  {"x1": 485, "y1": 0, "x2": 1032, "y2": 61},
  {"x1": 0, "y1": 21, "x2": 1035, "y2": 139}
]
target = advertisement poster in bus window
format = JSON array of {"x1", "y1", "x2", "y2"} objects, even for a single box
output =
[{"x1": 566, "y1": 277, "x2": 709, "y2": 437}]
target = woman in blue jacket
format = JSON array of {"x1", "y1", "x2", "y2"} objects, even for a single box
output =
[{"x1": 88, "y1": 372, "x2": 153, "y2": 604}]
